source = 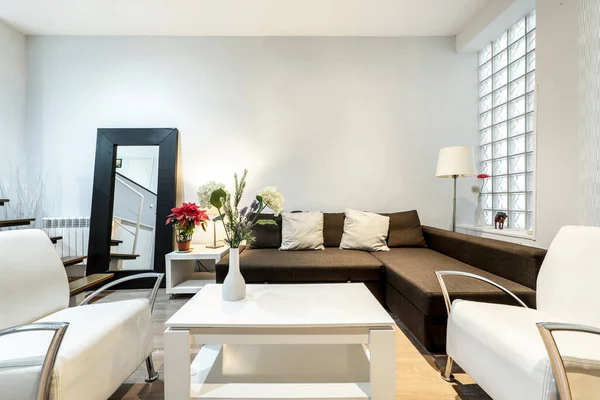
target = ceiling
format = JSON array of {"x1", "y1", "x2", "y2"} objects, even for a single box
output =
[{"x1": 0, "y1": 0, "x2": 491, "y2": 36}]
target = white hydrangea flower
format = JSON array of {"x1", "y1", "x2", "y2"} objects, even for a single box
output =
[
  {"x1": 258, "y1": 186, "x2": 284, "y2": 216},
  {"x1": 197, "y1": 181, "x2": 226, "y2": 209}
]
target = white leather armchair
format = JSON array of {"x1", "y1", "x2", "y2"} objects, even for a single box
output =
[
  {"x1": 436, "y1": 226, "x2": 600, "y2": 400},
  {"x1": 0, "y1": 322, "x2": 69, "y2": 400},
  {"x1": 0, "y1": 229, "x2": 164, "y2": 400},
  {"x1": 537, "y1": 322, "x2": 600, "y2": 400}
]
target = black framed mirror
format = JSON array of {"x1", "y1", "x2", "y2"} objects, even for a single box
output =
[{"x1": 87, "y1": 128, "x2": 178, "y2": 287}]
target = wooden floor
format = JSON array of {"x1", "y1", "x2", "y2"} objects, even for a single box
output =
[{"x1": 100, "y1": 289, "x2": 490, "y2": 400}]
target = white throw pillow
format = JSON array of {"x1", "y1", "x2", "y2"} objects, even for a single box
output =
[
  {"x1": 339, "y1": 209, "x2": 390, "y2": 252},
  {"x1": 279, "y1": 212, "x2": 325, "y2": 251}
]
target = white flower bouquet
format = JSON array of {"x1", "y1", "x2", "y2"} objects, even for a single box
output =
[
  {"x1": 197, "y1": 181, "x2": 225, "y2": 213},
  {"x1": 209, "y1": 170, "x2": 284, "y2": 248}
]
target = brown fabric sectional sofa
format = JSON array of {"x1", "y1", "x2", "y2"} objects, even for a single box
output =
[{"x1": 216, "y1": 210, "x2": 547, "y2": 352}]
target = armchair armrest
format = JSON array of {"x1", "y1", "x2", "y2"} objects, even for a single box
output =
[
  {"x1": 537, "y1": 322, "x2": 600, "y2": 400},
  {"x1": 0, "y1": 322, "x2": 69, "y2": 400},
  {"x1": 435, "y1": 270, "x2": 529, "y2": 316},
  {"x1": 78, "y1": 272, "x2": 164, "y2": 312}
]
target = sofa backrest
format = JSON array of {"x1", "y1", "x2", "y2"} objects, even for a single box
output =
[
  {"x1": 248, "y1": 213, "x2": 282, "y2": 248},
  {"x1": 249, "y1": 212, "x2": 348, "y2": 248},
  {"x1": 387, "y1": 210, "x2": 426, "y2": 247},
  {"x1": 0, "y1": 229, "x2": 69, "y2": 330},
  {"x1": 250, "y1": 210, "x2": 426, "y2": 248},
  {"x1": 537, "y1": 226, "x2": 600, "y2": 327},
  {"x1": 324, "y1": 211, "x2": 426, "y2": 248},
  {"x1": 323, "y1": 213, "x2": 345, "y2": 247},
  {"x1": 423, "y1": 226, "x2": 546, "y2": 289}
]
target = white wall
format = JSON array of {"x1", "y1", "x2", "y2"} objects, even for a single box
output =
[
  {"x1": 25, "y1": 36, "x2": 478, "y2": 238},
  {"x1": 0, "y1": 20, "x2": 27, "y2": 198},
  {"x1": 534, "y1": 0, "x2": 579, "y2": 248},
  {"x1": 577, "y1": 0, "x2": 600, "y2": 227}
]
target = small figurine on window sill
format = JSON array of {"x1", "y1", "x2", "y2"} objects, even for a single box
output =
[{"x1": 495, "y1": 212, "x2": 508, "y2": 230}]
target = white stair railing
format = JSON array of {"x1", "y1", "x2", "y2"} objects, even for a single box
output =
[{"x1": 113, "y1": 176, "x2": 144, "y2": 254}]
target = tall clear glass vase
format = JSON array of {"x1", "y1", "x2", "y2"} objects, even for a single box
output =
[{"x1": 475, "y1": 195, "x2": 485, "y2": 227}]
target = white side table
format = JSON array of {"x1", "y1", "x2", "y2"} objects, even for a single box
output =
[{"x1": 165, "y1": 246, "x2": 229, "y2": 297}]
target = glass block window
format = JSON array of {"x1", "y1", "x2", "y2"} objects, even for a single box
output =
[{"x1": 479, "y1": 10, "x2": 536, "y2": 230}]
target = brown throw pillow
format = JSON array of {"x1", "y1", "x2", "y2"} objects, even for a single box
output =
[
  {"x1": 248, "y1": 213, "x2": 282, "y2": 248},
  {"x1": 323, "y1": 213, "x2": 345, "y2": 247},
  {"x1": 387, "y1": 210, "x2": 426, "y2": 247}
]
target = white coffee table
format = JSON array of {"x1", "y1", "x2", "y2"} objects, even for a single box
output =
[{"x1": 164, "y1": 283, "x2": 396, "y2": 400}]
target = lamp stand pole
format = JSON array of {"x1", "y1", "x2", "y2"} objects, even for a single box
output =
[
  {"x1": 452, "y1": 174, "x2": 458, "y2": 232},
  {"x1": 206, "y1": 220, "x2": 223, "y2": 249}
]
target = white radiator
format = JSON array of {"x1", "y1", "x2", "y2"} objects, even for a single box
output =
[{"x1": 42, "y1": 217, "x2": 90, "y2": 259}]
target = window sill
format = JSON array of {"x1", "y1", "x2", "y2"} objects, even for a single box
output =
[{"x1": 456, "y1": 224, "x2": 535, "y2": 241}]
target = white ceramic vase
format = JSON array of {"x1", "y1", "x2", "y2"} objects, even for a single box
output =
[
  {"x1": 222, "y1": 248, "x2": 246, "y2": 302},
  {"x1": 475, "y1": 194, "x2": 485, "y2": 227}
]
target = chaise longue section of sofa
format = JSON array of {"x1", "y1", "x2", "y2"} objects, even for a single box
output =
[
  {"x1": 215, "y1": 211, "x2": 548, "y2": 352},
  {"x1": 380, "y1": 226, "x2": 546, "y2": 351}
]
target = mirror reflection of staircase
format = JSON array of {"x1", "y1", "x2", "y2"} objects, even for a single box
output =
[
  {"x1": 0, "y1": 198, "x2": 112, "y2": 298},
  {"x1": 109, "y1": 171, "x2": 154, "y2": 271},
  {"x1": 108, "y1": 252, "x2": 141, "y2": 271}
]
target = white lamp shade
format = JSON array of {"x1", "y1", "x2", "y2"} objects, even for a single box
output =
[{"x1": 436, "y1": 146, "x2": 475, "y2": 178}]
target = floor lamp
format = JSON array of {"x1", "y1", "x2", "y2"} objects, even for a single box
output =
[
  {"x1": 206, "y1": 218, "x2": 223, "y2": 249},
  {"x1": 436, "y1": 146, "x2": 475, "y2": 232}
]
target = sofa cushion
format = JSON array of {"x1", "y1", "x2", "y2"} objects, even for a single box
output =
[
  {"x1": 340, "y1": 209, "x2": 390, "y2": 252},
  {"x1": 372, "y1": 248, "x2": 536, "y2": 316},
  {"x1": 248, "y1": 213, "x2": 282, "y2": 248},
  {"x1": 387, "y1": 210, "x2": 426, "y2": 247},
  {"x1": 217, "y1": 248, "x2": 384, "y2": 282},
  {"x1": 280, "y1": 211, "x2": 324, "y2": 251},
  {"x1": 323, "y1": 213, "x2": 345, "y2": 247},
  {"x1": 0, "y1": 299, "x2": 153, "y2": 400}
]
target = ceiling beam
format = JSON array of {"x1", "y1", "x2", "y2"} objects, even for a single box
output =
[{"x1": 456, "y1": 0, "x2": 535, "y2": 53}]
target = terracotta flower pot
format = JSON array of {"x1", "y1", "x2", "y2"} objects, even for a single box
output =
[{"x1": 177, "y1": 240, "x2": 191, "y2": 252}]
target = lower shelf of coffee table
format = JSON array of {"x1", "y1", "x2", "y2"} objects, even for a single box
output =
[{"x1": 190, "y1": 343, "x2": 371, "y2": 399}]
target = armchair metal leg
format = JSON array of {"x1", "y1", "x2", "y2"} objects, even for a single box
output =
[
  {"x1": 144, "y1": 355, "x2": 159, "y2": 382},
  {"x1": 440, "y1": 355, "x2": 456, "y2": 382}
]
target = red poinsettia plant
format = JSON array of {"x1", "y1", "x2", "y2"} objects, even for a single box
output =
[{"x1": 166, "y1": 202, "x2": 210, "y2": 243}]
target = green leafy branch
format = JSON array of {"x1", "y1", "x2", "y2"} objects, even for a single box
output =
[{"x1": 209, "y1": 169, "x2": 277, "y2": 248}]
